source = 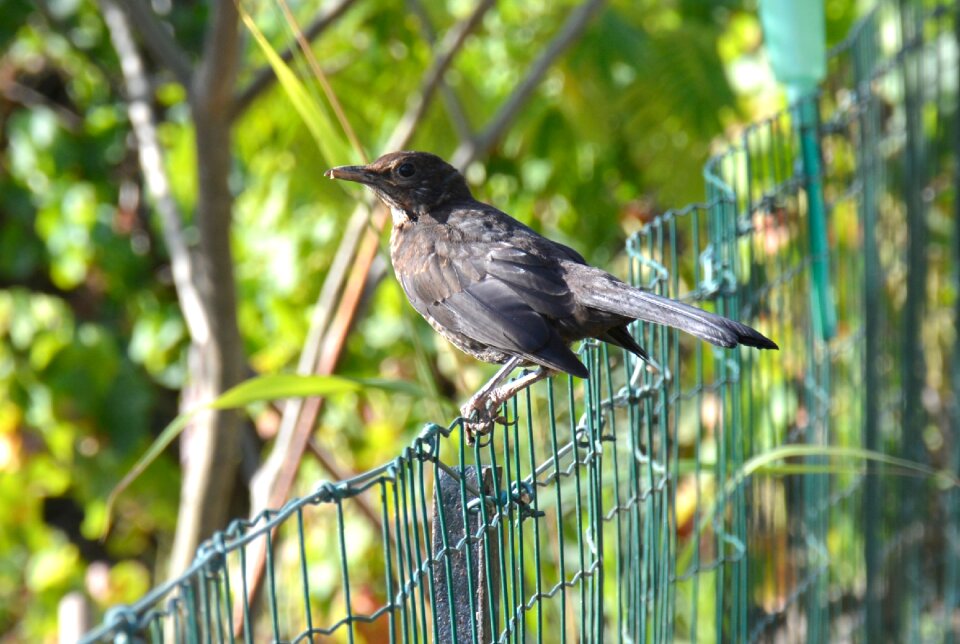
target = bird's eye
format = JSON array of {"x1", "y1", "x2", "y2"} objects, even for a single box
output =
[{"x1": 397, "y1": 162, "x2": 416, "y2": 178}]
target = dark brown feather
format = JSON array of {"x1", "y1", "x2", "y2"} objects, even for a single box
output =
[{"x1": 326, "y1": 151, "x2": 778, "y2": 379}]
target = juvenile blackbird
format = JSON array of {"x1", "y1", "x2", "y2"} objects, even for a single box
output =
[{"x1": 326, "y1": 151, "x2": 777, "y2": 439}]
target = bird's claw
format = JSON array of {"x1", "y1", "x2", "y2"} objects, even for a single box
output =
[{"x1": 460, "y1": 399, "x2": 507, "y2": 445}]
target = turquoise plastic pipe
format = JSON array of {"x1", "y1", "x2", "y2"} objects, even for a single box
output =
[
  {"x1": 760, "y1": 0, "x2": 826, "y2": 93},
  {"x1": 760, "y1": 0, "x2": 836, "y2": 340}
]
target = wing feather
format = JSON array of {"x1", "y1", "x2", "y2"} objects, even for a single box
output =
[{"x1": 398, "y1": 241, "x2": 588, "y2": 377}]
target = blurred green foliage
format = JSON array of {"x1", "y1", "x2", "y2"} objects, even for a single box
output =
[{"x1": 0, "y1": 0, "x2": 860, "y2": 639}]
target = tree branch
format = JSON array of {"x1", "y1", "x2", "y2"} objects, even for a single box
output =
[
  {"x1": 166, "y1": 0, "x2": 245, "y2": 578},
  {"x1": 102, "y1": 0, "x2": 246, "y2": 583},
  {"x1": 100, "y1": 0, "x2": 212, "y2": 344},
  {"x1": 231, "y1": 0, "x2": 359, "y2": 119},
  {"x1": 385, "y1": 0, "x2": 494, "y2": 151},
  {"x1": 402, "y1": 0, "x2": 477, "y2": 144},
  {"x1": 274, "y1": 0, "x2": 367, "y2": 160},
  {"x1": 452, "y1": 0, "x2": 606, "y2": 168},
  {"x1": 113, "y1": 0, "x2": 193, "y2": 86},
  {"x1": 194, "y1": 0, "x2": 241, "y2": 113}
]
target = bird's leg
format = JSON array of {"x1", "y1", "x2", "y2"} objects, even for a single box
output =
[
  {"x1": 485, "y1": 368, "x2": 551, "y2": 411},
  {"x1": 461, "y1": 360, "x2": 553, "y2": 443},
  {"x1": 460, "y1": 357, "x2": 521, "y2": 424}
]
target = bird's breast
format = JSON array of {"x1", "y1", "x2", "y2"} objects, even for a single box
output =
[{"x1": 390, "y1": 219, "x2": 458, "y2": 263}]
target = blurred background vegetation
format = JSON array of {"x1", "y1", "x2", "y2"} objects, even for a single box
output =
[{"x1": 0, "y1": 0, "x2": 865, "y2": 639}]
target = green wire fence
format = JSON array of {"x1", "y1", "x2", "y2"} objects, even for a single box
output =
[{"x1": 81, "y1": 2, "x2": 960, "y2": 642}]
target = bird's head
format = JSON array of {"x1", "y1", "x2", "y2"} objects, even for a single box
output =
[{"x1": 325, "y1": 151, "x2": 472, "y2": 223}]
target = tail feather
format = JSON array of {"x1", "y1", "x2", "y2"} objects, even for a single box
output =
[{"x1": 572, "y1": 266, "x2": 778, "y2": 351}]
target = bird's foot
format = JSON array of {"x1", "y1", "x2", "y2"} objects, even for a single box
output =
[
  {"x1": 459, "y1": 367, "x2": 552, "y2": 444},
  {"x1": 459, "y1": 396, "x2": 508, "y2": 445}
]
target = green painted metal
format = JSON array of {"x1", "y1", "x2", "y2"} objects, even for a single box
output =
[
  {"x1": 81, "y1": 3, "x2": 960, "y2": 642},
  {"x1": 761, "y1": 1, "x2": 836, "y2": 341}
]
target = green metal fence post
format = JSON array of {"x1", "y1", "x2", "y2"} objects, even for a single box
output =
[
  {"x1": 852, "y1": 11, "x2": 882, "y2": 643},
  {"x1": 897, "y1": 2, "x2": 930, "y2": 639},
  {"x1": 948, "y1": 9, "x2": 960, "y2": 640}
]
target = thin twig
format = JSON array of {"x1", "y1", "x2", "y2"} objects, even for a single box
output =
[
  {"x1": 395, "y1": 0, "x2": 486, "y2": 146},
  {"x1": 1, "y1": 81, "x2": 84, "y2": 131},
  {"x1": 275, "y1": 0, "x2": 367, "y2": 160},
  {"x1": 317, "y1": 208, "x2": 391, "y2": 371},
  {"x1": 100, "y1": 0, "x2": 212, "y2": 344},
  {"x1": 231, "y1": 0, "x2": 359, "y2": 119},
  {"x1": 113, "y1": 0, "x2": 192, "y2": 85},
  {"x1": 452, "y1": 0, "x2": 606, "y2": 168}
]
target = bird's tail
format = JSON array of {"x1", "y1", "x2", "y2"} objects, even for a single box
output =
[{"x1": 570, "y1": 265, "x2": 778, "y2": 350}]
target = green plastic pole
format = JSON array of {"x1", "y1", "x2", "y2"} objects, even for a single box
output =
[
  {"x1": 759, "y1": 6, "x2": 835, "y2": 644},
  {"x1": 760, "y1": 1, "x2": 836, "y2": 340}
]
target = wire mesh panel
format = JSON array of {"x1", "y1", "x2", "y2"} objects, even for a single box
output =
[
  {"x1": 705, "y1": 1, "x2": 960, "y2": 640},
  {"x1": 80, "y1": 356, "x2": 685, "y2": 644},
  {"x1": 81, "y1": 2, "x2": 960, "y2": 643},
  {"x1": 826, "y1": 2, "x2": 960, "y2": 640}
]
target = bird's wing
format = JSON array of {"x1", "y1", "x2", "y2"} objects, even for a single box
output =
[{"x1": 397, "y1": 240, "x2": 588, "y2": 377}]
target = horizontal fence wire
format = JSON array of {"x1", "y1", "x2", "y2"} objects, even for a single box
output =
[{"x1": 81, "y1": 2, "x2": 960, "y2": 642}]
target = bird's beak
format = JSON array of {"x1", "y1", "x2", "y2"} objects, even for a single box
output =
[{"x1": 324, "y1": 165, "x2": 376, "y2": 185}]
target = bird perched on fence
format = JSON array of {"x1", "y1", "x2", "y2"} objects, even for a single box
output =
[{"x1": 326, "y1": 151, "x2": 777, "y2": 441}]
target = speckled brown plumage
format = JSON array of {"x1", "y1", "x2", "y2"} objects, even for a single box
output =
[{"x1": 326, "y1": 151, "x2": 777, "y2": 437}]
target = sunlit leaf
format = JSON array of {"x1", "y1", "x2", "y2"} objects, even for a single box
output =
[
  {"x1": 211, "y1": 373, "x2": 425, "y2": 408},
  {"x1": 103, "y1": 373, "x2": 424, "y2": 536},
  {"x1": 238, "y1": 6, "x2": 351, "y2": 168},
  {"x1": 678, "y1": 444, "x2": 960, "y2": 565}
]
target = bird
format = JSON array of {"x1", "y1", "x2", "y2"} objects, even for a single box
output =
[{"x1": 326, "y1": 151, "x2": 777, "y2": 441}]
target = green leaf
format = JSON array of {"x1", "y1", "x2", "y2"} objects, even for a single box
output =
[
  {"x1": 677, "y1": 444, "x2": 960, "y2": 565},
  {"x1": 103, "y1": 373, "x2": 423, "y2": 537},
  {"x1": 238, "y1": 7, "x2": 351, "y2": 168},
  {"x1": 210, "y1": 373, "x2": 425, "y2": 408}
]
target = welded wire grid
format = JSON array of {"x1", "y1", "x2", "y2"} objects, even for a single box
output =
[
  {"x1": 81, "y1": 2, "x2": 960, "y2": 643},
  {"x1": 830, "y1": 2, "x2": 960, "y2": 640},
  {"x1": 714, "y1": 1, "x2": 960, "y2": 640}
]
